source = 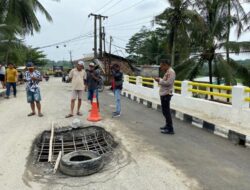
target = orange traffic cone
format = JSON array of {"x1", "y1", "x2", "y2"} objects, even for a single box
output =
[{"x1": 87, "y1": 94, "x2": 102, "y2": 122}]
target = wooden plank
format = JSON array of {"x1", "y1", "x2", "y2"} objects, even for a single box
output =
[
  {"x1": 53, "y1": 151, "x2": 62, "y2": 174},
  {"x1": 48, "y1": 122, "x2": 55, "y2": 163}
]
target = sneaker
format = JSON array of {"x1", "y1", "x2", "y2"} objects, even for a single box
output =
[
  {"x1": 4, "y1": 96, "x2": 9, "y2": 99},
  {"x1": 112, "y1": 112, "x2": 121, "y2": 118},
  {"x1": 161, "y1": 129, "x2": 175, "y2": 135}
]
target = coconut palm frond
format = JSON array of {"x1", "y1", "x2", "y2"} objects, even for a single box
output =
[{"x1": 220, "y1": 41, "x2": 250, "y2": 54}]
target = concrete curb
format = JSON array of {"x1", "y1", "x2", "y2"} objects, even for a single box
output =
[{"x1": 122, "y1": 91, "x2": 250, "y2": 148}]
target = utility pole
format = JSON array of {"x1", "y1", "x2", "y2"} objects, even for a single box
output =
[
  {"x1": 88, "y1": 13, "x2": 108, "y2": 59},
  {"x1": 108, "y1": 36, "x2": 113, "y2": 82},
  {"x1": 69, "y1": 50, "x2": 73, "y2": 67},
  {"x1": 88, "y1": 13, "x2": 98, "y2": 58},
  {"x1": 98, "y1": 15, "x2": 108, "y2": 58},
  {"x1": 102, "y1": 26, "x2": 106, "y2": 53}
]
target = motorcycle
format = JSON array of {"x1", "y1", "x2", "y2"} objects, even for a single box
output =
[
  {"x1": 44, "y1": 75, "x2": 50, "y2": 82},
  {"x1": 98, "y1": 76, "x2": 105, "y2": 92}
]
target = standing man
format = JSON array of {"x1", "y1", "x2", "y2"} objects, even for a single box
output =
[
  {"x1": 111, "y1": 64, "x2": 123, "y2": 117},
  {"x1": 24, "y1": 62, "x2": 43, "y2": 117},
  {"x1": 66, "y1": 61, "x2": 87, "y2": 118},
  {"x1": 155, "y1": 59, "x2": 176, "y2": 135},
  {"x1": 0, "y1": 64, "x2": 6, "y2": 88},
  {"x1": 86, "y1": 63, "x2": 100, "y2": 106},
  {"x1": 5, "y1": 63, "x2": 18, "y2": 99}
]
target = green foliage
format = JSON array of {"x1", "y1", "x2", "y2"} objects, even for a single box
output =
[
  {"x1": 0, "y1": 0, "x2": 57, "y2": 66},
  {"x1": 126, "y1": 0, "x2": 250, "y2": 86},
  {"x1": 126, "y1": 27, "x2": 168, "y2": 65},
  {"x1": 0, "y1": 0, "x2": 54, "y2": 34}
]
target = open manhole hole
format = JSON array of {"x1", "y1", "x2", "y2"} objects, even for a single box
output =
[
  {"x1": 70, "y1": 155, "x2": 92, "y2": 162},
  {"x1": 32, "y1": 125, "x2": 117, "y2": 175}
]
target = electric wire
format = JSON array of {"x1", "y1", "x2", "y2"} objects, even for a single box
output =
[{"x1": 109, "y1": 0, "x2": 146, "y2": 17}]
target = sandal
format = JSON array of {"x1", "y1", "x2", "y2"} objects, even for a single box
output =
[
  {"x1": 38, "y1": 113, "x2": 44, "y2": 117},
  {"x1": 77, "y1": 112, "x2": 83, "y2": 116},
  {"x1": 65, "y1": 114, "x2": 74, "y2": 118},
  {"x1": 28, "y1": 112, "x2": 36, "y2": 117}
]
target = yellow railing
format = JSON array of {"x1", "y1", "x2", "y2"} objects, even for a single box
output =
[
  {"x1": 174, "y1": 86, "x2": 182, "y2": 91},
  {"x1": 128, "y1": 76, "x2": 136, "y2": 83},
  {"x1": 128, "y1": 76, "x2": 182, "y2": 91},
  {"x1": 175, "y1": 80, "x2": 182, "y2": 85},
  {"x1": 245, "y1": 97, "x2": 250, "y2": 102},
  {"x1": 188, "y1": 82, "x2": 232, "y2": 99},
  {"x1": 245, "y1": 88, "x2": 250, "y2": 93},
  {"x1": 142, "y1": 77, "x2": 154, "y2": 86},
  {"x1": 188, "y1": 89, "x2": 232, "y2": 99},
  {"x1": 245, "y1": 88, "x2": 250, "y2": 102},
  {"x1": 189, "y1": 82, "x2": 232, "y2": 91},
  {"x1": 174, "y1": 80, "x2": 182, "y2": 92},
  {"x1": 126, "y1": 75, "x2": 250, "y2": 106}
]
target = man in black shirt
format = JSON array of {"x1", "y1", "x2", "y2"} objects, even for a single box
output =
[
  {"x1": 86, "y1": 63, "x2": 100, "y2": 106},
  {"x1": 111, "y1": 64, "x2": 123, "y2": 117}
]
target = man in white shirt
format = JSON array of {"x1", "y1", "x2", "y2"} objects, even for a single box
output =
[
  {"x1": 155, "y1": 59, "x2": 176, "y2": 135},
  {"x1": 66, "y1": 61, "x2": 87, "y2": 118}
]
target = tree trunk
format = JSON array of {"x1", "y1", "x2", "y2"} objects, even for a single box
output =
[
  {"x1": 171, "y1": 30, "x2": 176, "y2": 67},
  {"x1": 208, "y1": 59, "x2": 213, "y2": 85},
  {"x1": 208, "y1": 58, "x2": 214, "y2": 100},
  {"x1": 5, "y1": 49, "x2": 9, "y2": 64},
  {"x1": 226, "y1": 2, "x2": 231, "y2": 103},
  {"x1": 226, "y1": 2, "x2": 231, "y2": 65}
]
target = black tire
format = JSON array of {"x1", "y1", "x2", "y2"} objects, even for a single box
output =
[{"x1": 59, "y1": 150, "x2": 104, "y2": 177}]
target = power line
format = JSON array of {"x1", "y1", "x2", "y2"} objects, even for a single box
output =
[
  {"x1": 106, "y1": 15, "x2": 154, "y2": 27},
  {"x1": 95, "y1": 0, "x2": 116, "y2": 13},
  {"x1": 37, "y1": 32, "x2": 93, "y2": 49},
  {"x1": 106, "y1": 26, "x2": 145, "y2": 31},
  {"x1": 109, "y1": 0, "x2": 146, "y2": 17},
  {"x1": 106, "y1": 20, "x2": 153, "y2": 29},
  {"x1": 100, "y1": 0, "x2": 124, "y2": 14},
  {"x1": 112, "y1": 36, "x2": 128, "y2": 42}
]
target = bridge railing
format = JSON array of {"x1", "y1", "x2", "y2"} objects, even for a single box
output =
[
  {"x1": 188, "y1": 82, "x2": 232, "y2": 103},
  {"x1": 124, "y1": 75, "x2": 250, "y2": 109},
  {"x1": 245, "y1": 88, "x2": 250, "y2": 103}
]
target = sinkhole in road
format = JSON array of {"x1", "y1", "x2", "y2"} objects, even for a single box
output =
[{"x1": 34, "y1": 126, "x2": 117, "y2": 163}]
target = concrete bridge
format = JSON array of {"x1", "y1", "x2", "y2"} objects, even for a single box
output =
[{"x1": 123, "y1": 75, "x2": 250, "y2": 147}]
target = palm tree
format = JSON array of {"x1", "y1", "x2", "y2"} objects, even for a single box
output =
[
  {"x1": 176, "y1": 0, "x2": 250, "y2": 86},
  {"x1": 155, "y1": 0, "x2": 203, "y2": 67},
  {"x1": 224, "y1": 0, "x2": 249, "y2": 76},
  {"x1": 0, "y1": 0, "x2": 58, "y2": 63},
  {"x1": 0, "y1": 0, "x2": 57, "y2": 34}
]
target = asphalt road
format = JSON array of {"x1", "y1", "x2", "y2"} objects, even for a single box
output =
[
  {"x1": 99, "y1": 89, "x2": 250, "y2": 190},
  {"x1": 1, "y1": 77, "x2": 250, "y2": 190},
  {"x1": 0, "y1": 78, "x2": 199, "y2": 190}
]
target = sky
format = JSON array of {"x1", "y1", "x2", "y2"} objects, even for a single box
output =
[{"x1": 25, "y1": 0, "x2": 250, "y2": 61}]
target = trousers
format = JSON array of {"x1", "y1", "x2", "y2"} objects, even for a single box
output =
[{"x1": 160, "y1": 95, "x2": 173, "y2": 132}]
